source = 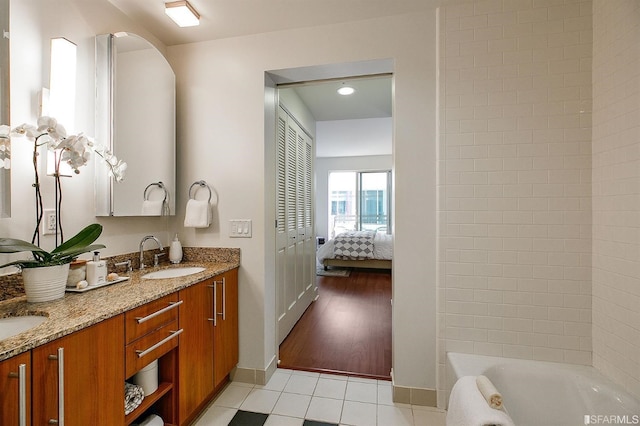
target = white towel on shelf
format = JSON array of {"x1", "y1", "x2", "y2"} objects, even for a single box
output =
[
  {"x1": 139, "y1": 414, "x2": 164, "y2": 426},
  {"x1": 124, "y1": 382, "x2": 145, "y2": 415},
  {"x1": 141, "y1": 200, "x2": 164, "y2": 216},
  {"x1": 446, "y1": 376, "x2": 515, "y2": 426},
  {"x1": 184, "y1": 199, "x2": 211, "y2": 228}
]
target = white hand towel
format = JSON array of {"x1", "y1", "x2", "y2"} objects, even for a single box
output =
[
  {"x1": 184, "y1": 199, "x2": 211, "y2": 228},
  {"x1": 141, "y1": 200, "x2": 164, "y2": 216},
  {"x1": 446, "y1": 376, "x2": 515, "y2": 426},
  {"x1": 476, "y1": 375, "x2": 503, "y2": 409}
]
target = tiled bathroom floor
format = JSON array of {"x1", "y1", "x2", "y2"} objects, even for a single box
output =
[{"x1": 193, "y1": 368, "x2": 446, "y2": 426}]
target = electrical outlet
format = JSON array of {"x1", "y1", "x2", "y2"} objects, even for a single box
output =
[{"x1": 43, "y1": 209, "x2": 58, "y2": 235}]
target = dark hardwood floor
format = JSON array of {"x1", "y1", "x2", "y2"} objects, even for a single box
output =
[{"x1": 278, "y1": 268, "x2": 392, "y2": 380}]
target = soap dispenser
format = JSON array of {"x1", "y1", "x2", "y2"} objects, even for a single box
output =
[
  {"x1": 169, "y1": 234, "x2": 183, "y2": 264},
  {"x1": 86, "y1": 251, "x2": 107, "y2": 286}
]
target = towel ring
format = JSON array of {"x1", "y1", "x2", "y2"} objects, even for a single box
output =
[
  {"x1": 189, "y1": 180, "x2": 212, "y2": 203},
  {"x1": 144, "y1": 182, "x2": 168, "y2": 203}
]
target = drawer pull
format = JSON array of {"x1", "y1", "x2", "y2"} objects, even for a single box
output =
[
  {"x1": 135, "y1": 300, "x2": 183, "y2": 324},
  {"x1": 8, "y1": 364, "x2": 27, "y2": 426},
  {"x1": 135, "y1": 329, "x2": 183, "y2": 358}
]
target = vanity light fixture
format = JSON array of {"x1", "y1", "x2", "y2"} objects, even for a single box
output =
[
  {"x1": 48, "y1": 37, "x2": 77, "y2": 177},
  {"x1": 337, "y1": 85, "x2": 355, "y2": 96},
  {"x1": 165, "y1": 1, "x2": 200, "y2": 27},
  {"x1": 49, "y1": 37, "x2": 77, "y2": 132}
]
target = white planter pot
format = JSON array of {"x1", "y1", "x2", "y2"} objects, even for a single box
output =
[{"x1": 22, "y1": 263, "x2": 70, "y2": 303}]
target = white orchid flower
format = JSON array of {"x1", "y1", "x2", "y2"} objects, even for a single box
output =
[
  {"x1": 11, "y1": 123, "x2": 38, "y2": 138},
  {"x1": 36, "y1": 116, "x2": 67, "y2": 141}
]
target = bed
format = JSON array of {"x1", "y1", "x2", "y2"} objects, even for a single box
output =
[{"x1": 317, "y1": 230, "x2": 393, "y2": 270}]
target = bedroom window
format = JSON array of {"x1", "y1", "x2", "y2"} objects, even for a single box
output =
[{"x1": 328, "y1": 170, "x2": 391, "y2": 237}]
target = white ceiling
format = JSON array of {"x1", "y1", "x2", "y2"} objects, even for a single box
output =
[{"x1": 106, "y1": 0, "x2": 436, "y2": 47}]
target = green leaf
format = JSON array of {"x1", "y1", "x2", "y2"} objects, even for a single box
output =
[
  {"x1": 52, "y1": 243, "x2": 106, "y2": 263},
  {"x1": 51, "y1": 224, "x2": 103, "y2": 255},
  {"x1": 0, "y1": 238, "x2": 48, "y2": 255}
]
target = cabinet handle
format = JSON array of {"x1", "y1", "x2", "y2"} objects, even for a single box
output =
[
  {"x1": 135, "y1": 300, "x2": 183, "y2": 324},
  {"x1": 47, "y1": 348, "x2": 65, "y2": 425},
  {"x1": 217, "y1": 277, "x2": 226, "y2": 320},
  {"x1": 8, "y1": 363, "x2": 27, "y2": 426},
  {"x1": 207, "y1": 283, "x2": 216, "y2": 326},
  {"x1": 135, "y1": 329, "x2": 183, "y2": 358}
]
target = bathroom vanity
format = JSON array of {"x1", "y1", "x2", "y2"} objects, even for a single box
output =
[{"x1": 0, "y1": 253, "x2": 239, "y2": 426}]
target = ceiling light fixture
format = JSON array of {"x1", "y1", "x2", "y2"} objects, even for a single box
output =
[
  {"x1": 337, "y1": 85, "x2": 355, "y2": 96},
  {"x1": 165, "y1": 1, "x2": 200, "y2": 27}
]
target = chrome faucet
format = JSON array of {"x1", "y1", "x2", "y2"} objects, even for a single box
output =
[{"x1": 139, "y1": 235, "x2": 164, "y2": 270}]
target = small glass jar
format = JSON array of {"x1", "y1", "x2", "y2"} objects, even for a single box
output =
[{"x1": 66, "y1": 259, "x2": 87, "y2": 287}]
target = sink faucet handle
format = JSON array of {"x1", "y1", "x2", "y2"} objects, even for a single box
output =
[
  {"x1": 115, "y1": 260, "x2": 132, "y2": 273},
  {"x1": 154, "y1": 252, "x2": 166, "y2": 267}
]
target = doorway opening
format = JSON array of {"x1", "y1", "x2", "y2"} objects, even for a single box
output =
[{"x1": 268, "y1": 62, "x2": 394, "y2": 380}]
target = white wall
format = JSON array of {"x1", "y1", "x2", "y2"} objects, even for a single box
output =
[
  {"x1": 1, "y1": 0, "x2": 173, "y2": 261},
  {"x1": 167, "y1": 10, "x2": 438, "y2": 391},
  {"x1": 315, "y1": 155, "x2": 393, "y2": 240},
  {"x1": 438, "y1": 0, "x2": 593, "y2": 403},
  {"x1": 316, "y1": 117, "x2": 392, "y2": 158},
  {"x1": 592, "y1": 0, "x2": 640, "y2": 400}
]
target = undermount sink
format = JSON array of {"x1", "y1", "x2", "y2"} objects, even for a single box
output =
[
  {"x1": 0, "y1": 315, "x2": 47, "y2": 340},
  {"x1": 141, "y1": 266, "x2": 206, "y2": 280}
]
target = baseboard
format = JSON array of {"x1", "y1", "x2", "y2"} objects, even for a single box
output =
[
  {"x1": 231, "y1": 356, "x2": 278, "y2": 386},
  {"x1": 391, "y1": 370, "x2": 438, "y2": 406}
]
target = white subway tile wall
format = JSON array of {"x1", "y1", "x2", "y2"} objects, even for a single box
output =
[
  {"x1": 437, "y1": 0, "x2": 593, "y2": 405},
  {"x1": 592, "y1": 0, "x2": 640, "y2": 401}
]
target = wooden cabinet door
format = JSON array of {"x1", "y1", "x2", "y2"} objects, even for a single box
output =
[
  {"x1": 32, "y1": 315, "x2": 125, "y2": 426},
  {"x1": 0, "y1": 351, "x2": 31, "y2": 426},
  {"x1": 213, "y1": 268, "x2": 239, "y2": 388},
  {"x1": 178, "y1": 279, "x2": 215, "y2": 424}
]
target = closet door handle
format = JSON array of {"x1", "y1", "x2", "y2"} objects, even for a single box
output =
[
  {"x1": 135, "y1": 300, "x2": 183, "y2": 323},
  {"x1": 47, "y1": 347, "x2": 64, "y2": 425},
  {"x1": 8, "y1": 363, "x2": 27, "y2": 426}
]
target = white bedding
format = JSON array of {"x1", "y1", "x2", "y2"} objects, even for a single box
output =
[{"x1": 317, "y1": 232, "x2": 393, "y2": 262}]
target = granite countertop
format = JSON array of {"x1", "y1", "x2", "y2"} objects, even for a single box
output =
[{"x1": 0, "y1": 260, "x2": 239, "y2": 361}]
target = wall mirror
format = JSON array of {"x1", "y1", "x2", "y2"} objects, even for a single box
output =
[
  {"x1": 95, "y1": 32, "x2": 175, "y2": 216},
  {"x1": 0, "y1": 0, "x2": 10, "y2": 218}
]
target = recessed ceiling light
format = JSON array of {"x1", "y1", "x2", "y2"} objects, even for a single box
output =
[
  {"x1": 337, "y1": 86, "x2": 355, "y2": 96},
  {"x1": 165, "y1": 1, "x2": 200, "y2": 27}
]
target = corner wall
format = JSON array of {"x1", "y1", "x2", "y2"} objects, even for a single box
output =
[
  {"x1": 438, "y1": 0, "x2": 593, "y2": 403},
  {"x1": 592, "y1": 0, "x2": 640, "y2": 400}
]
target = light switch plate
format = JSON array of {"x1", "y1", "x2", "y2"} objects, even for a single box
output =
[{"x1": 229, "y1": 219, "x2": 252, "y2": 238}]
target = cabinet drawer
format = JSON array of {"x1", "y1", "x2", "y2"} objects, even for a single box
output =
[
  {"x1": 126, "y1": 319, "x2": 181, "y2": 378},
  {"x1": 125, "y1": 294, "x2": 181, "y2": 344}
]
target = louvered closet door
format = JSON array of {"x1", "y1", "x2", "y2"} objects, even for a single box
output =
[{"x1": 276, "y1": 106, "x2": 316, "y2": 345}]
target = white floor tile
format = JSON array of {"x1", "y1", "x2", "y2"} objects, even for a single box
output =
[
  {"x1": 345, "y1": 381, "x2": 378, "y2": 404},
  {"x1": 283, "y1": 374, "x2": 319, "y2": 395},
  {"x1": 258, "y1": 369, "x2": 292, "y2": 392},
  {"x1": 348, "y1": 376, "x2": 379, "y2": 385},
  {"x1": 290, "y1": 370, "x2": 321, "y2": 378},
  {"x1": 412, "y1": 406, "x2": 447, "y2": 426},
  {"x1": 212, "y1": 383, "x2": 252, "y2": 408},
  {"x1": 378, "y1": 404, "x2": 414, "y2": 426},
  {"x1": 272, "y1": 392, "x2": 312, "y2": 418},
  {"x1": 306, "y1": 396, "x2": 344, "y2": 424},
  {"x1": 192, "y1": 405, "x2": 237, "y2": 426},
  {"x1": 376, "y1": 383, "x2": 394, "y2": 406},
  {"x1": 239, "y1": 388, "x2": 281, "y2": 414},
  {"x1": 341, "y1": 400, "x2": 377, "y2": 426},
  {"x1": 314, "y1": 377, "x2": 348, "y2": 399},
  {"x1": 264, "y1": 414, "x2": 305, "y2": 426},
  {"x1": 321, "y1": 372, "x2": 348, "y2": 381}
]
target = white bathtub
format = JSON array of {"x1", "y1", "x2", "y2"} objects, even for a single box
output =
[{"x1": 446, "y1": 352, "x2": 640, "y2": 426}]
